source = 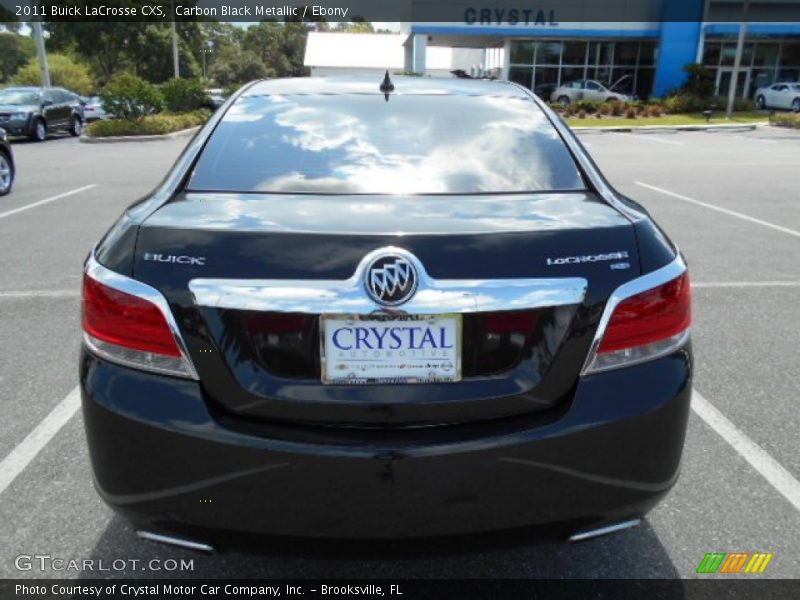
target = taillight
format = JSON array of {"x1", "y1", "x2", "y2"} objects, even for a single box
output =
[
  {"x1": 83, "y1": 275, "x2": 181, "y2": 356},
  {"x1": 82, "y1": 257, "x2": 197, "y2": 379},
  {"x1": 584, "y1": 268, "x2": 691, "y2": 374}
]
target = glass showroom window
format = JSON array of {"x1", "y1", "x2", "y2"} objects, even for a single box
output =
[
  {"x1": 509, "y1": 39, "x2": 660, "y2": 99},
  {"x1": 702, "y1": 38, "x2": 800, "y2": 97}
]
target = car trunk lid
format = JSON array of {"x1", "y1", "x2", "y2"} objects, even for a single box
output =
[{"x1": 131, "y1": 191, "x2": 640, "y2": 427}]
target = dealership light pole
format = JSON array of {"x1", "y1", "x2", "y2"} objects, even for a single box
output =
[
  {"x1": 32, "y1": 21, "x2": 51, "y2": 88},
  {"x1": 726, "y1": 0, "x2": 750, "y2": 118},
  {"x1": 171, "y1": 0, "x2": 180, "y2": 77}
]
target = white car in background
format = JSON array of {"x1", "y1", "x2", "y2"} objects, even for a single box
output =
[
  {"x1": 550, "y1": 77, "x2": 632, "y2": 106},
  {"x1": 754, "y1": 82, "x2": 800, "y2": 112},
  {"x1": 82, "y1": 96, "x2": 111, "y2": 121}
]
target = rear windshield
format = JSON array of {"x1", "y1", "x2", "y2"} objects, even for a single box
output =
[{"x1": 188, "y1": 93, "x2": 585, "y2": 194}]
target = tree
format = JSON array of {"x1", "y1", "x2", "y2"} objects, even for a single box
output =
[
  {"x1": 132, "y1": 24, "x2": 200, "y2": 83},
  {"x1": 46, "y1": 21, "x2": 150, "y2": 84},
  {"x1": 243, "y1": 21, "x2": 291, "y2": 76},
  {"x1": 333, "y1": 21, "x2": 375, "y2": 33},
  {"x1": 242, "y1": 20, "x2": 309, "y2": 78},
  {"x1": 11, "y1": 53, "x2": 95, "y2": 94},
  {"x1": 0, "y1": 6, "x2": 23, "y2": 32},
  {"x1": 0, "y1": 32, "x2": 35, "y2": 82},
  {"x1": 281, "y1": 20, "x2": 311, "y2": 77},
  {"x1": 210, "y1": 48, "x2": 271, "y2": 87}
]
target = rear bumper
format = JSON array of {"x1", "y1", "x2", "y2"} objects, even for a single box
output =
[{"x1": 80, "y1": 345, "x2": 692, "y2": 542}]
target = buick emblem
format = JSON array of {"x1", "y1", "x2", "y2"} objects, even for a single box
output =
[{"x1": 364, "y1": 254, "x2": 419, "y2": 306}]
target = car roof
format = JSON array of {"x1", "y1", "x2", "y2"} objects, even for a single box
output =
[
  {"x1": 242, "y1": 76, "x2": 531, "y2": 99},
  {"x1": 1, "y1": 86, "x2": 42, "y2": 92},
  {"x1": 1, "y1": 86, "x2": 73, "y2": 92}
]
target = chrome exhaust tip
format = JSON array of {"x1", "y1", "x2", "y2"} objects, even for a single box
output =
[
  {"x1": 568, "y1": 518, "x2": 641, "y2": 543},
  {"x1": 136, "y1": 530, "x2": 215, "y2": 553}
]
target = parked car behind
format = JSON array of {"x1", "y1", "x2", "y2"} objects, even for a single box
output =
[
  {"x1": 754, "y1": 82, "x2": 800, "y2": 112},
  {"x1": 205, "y1": 88, "x2": 226, "y2": 110},
  {"x1": 0, "y1": 127, "x2": 14, "y2": 196},
  {"x1": 550, "y1": 77, "x2": 632, "y2": 106},
  {"x1": 82, "y1": 95, "x2": 111, "y2": 121},
  {"x1": 0, "y1": 86, "x2": 85, "y2": 141}
]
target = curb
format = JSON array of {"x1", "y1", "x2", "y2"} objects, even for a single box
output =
[
  {"x1": 570, "y1": 123, "x2": 764, "y2": 133},
  {"x1": 80, "y1": 126, "x2": 201, "y2": 144}
]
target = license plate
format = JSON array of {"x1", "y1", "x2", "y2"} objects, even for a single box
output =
[{"x1": 320, "y1": 314, "x2": 462, "y2": 384}]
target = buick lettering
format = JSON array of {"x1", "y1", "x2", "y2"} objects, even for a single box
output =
[{"x1": 80, "y1": 76, "x2": 692, "y2": 549}]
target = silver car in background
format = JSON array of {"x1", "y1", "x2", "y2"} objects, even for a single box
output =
[
  {"x1": 82, "y1": 96, "x2": 111, "y2": 121},
  {"x1": 754, "y1": 82, "x2": 800, "y2": 112},
  {"x1": 550, "y1": 77, "x2": 632, "y2": 106}
]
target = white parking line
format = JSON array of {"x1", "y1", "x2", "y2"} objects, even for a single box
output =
[
  {"x1": 633, "y1": 136, "x2": 683, "y2": 146},
  {"x1": 0, "y1": 289, "x2": 80, "y2": 298},
  {"x1": 693, "y1": 281, "x2": 800, "y2": 289},
  {"x1": 0, "y1": 184, "x2": 97, "y2": 220},
  {"x1": 636, "y1": 182, "x2": 800, "y2": 239},
  {"x1": 692, "y1": 390, "x2": 800, "y2": 513},
  {"x1": 736, "y1": 135, "x2": 776, "y2": 145},
  {"x1": 0, "y1": 386, "x2": 81, "y2": 496}
]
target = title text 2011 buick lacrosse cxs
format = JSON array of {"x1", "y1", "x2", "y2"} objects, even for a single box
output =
[{"x1": 80, "y1": 76, "x2": 692, "y2": 551}]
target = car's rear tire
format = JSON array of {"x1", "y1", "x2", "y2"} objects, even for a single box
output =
[
  {"x1": 31, "y1": 118, "x2": 47, "y2": 142},
  {"x1": 0, "y1": 151, "x2": 13, "y2": 196},
  {"x1": 755, "y1": 95, "x2": 766, "y2": 109},
  {"x1": 557, "y1": 95, "x2": 570, "y2": 107},
  {"x1": 792, "y1": 98, "x2": 800, "y2": 113},
  {"x1": 69, "y1": 115, "x2": 83, "y2": 137}
]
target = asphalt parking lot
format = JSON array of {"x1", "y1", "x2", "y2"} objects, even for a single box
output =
[{"x1": 0, "y1": 125, "x2": 798, "y2": 580}]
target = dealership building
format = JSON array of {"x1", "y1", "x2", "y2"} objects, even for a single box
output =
[{"x1": 304, "y1": 1, "x2": 800, "y2": 99}]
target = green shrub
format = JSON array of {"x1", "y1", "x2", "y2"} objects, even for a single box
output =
[
  {"x1": 160, "y1": 78, "x2": 209, "y2": 112},
  {"x1": 11, "y1": 53, "x2": 94, "y2": 95},
  {"x1": 663, "y1": 94, "x2": 709, "y2": 114},
  {"x1": 84, "y1": 109, "x2": 210, "y2": 137},
  {"x1": 572, "y1": 99, "x2": 602, "y2": 114},
  {"x1": 100, "y1": 73, "x2": 163, "y2": 120},
  {"x1": 769, "y1": 113, "x2": 800, "y2": 129},
  {"x1": 641, "y1": 104, "x2": 663, "y2": 118},
  {"x1": 735, "y1": 98, "x2": 756, "y2": 112},
  {"x1": 710, "y1": 95, "x2": 755, "y2": 112}
]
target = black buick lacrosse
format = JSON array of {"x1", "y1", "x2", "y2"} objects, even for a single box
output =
[{"x1": 80, "y1": 75, "x2": 692, "y2": 551}]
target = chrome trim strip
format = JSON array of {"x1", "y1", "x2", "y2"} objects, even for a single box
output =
[
  {"x1": 136, "y1": 531, "x2": 215, "y2": 554},
  {"x1": 84, "y1": 251, "x2": 199, "y2": 380},
  {"x1": 569, "y1": 518, "x2": 641, "y2": 543},
  {"x1": 189, "y1": 247, "x2": 588, "y2": 315},
  {"x1": 580, "y1": 254, "x2": 688, "y2": 375}
]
